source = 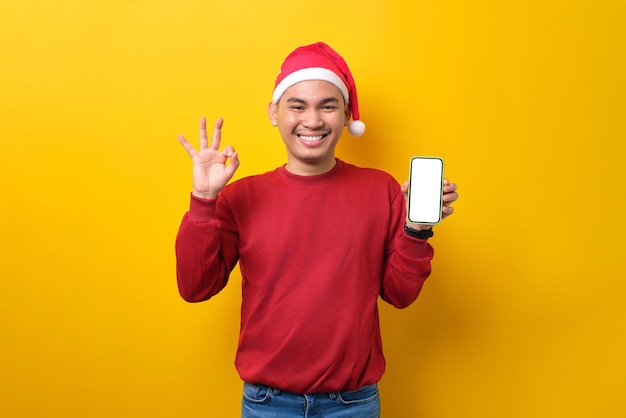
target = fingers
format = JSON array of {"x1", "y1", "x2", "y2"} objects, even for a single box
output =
[
  {"x1": 222, "y1": 145, "x2": 240, "y2": 171},
  {"x1": 443, "y1": 191, "x2": 458, "y2": 203},
  {"x1": 224, "y1": 151, "x2": 240, "y2": 179},
  {"x1": 222, "y1": 144, "x2": 236, "y2": 157},
  {"x1": 177, "y1": 134, "x2": 197, "y2": 158},
  {"x1": 180, "y1": 117, "x2": 224, "y2": 157},
  {"x1": 199, "y1": 117, "x2": 223, "y2": 150},
  {"x1": 443, "y1": 179, "x2": 457, "y2": 194},
  {"x1": 441, "y1": 180, "x2": 458, "y2": 219},
  {"x1": 400, "y1": 180, "x2": 409, "y2": 197},
  {"x1": 442, "y1": 205, "x2": 455, "y2": 218},
  {"x1": 210, "y1": 117, "x2": 224, "y2": 151},
  {"x1": 198, "y1": 117, "x2": 209, "y2": 150},
  {"x1": 443, "y1": 180, "x2": 458, "y2": 202}
]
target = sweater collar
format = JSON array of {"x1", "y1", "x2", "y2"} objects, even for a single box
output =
[{"x1": 277, "y1": 159, "x2": 345, "y2": 186}]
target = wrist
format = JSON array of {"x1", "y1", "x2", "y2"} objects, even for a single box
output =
[
  {"x1": 404, "y1": 224, "x2": 434, "y2": 239},
  {"x1": 405, "y1": 223, "x2": 432, "y2": 232},
  {"x1": 192, "y1": 190, "x2": 218, "y2": 200}
]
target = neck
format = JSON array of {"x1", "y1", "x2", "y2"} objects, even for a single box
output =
[{"x1": 285, "y1": 158, "x2": 337, "y2": 176}]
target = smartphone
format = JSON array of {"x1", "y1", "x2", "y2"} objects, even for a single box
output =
[{"x1": 407, "y1": 157, "x2": 444, "y2": 225}]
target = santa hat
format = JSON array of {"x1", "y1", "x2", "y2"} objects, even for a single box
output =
[{"x1": 272, "y1": 42, "x2": 366, "y2": 136}]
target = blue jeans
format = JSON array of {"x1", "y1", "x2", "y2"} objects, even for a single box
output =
[{"x1": 241, "y1": 382, "x2": 380, "y2": 418}]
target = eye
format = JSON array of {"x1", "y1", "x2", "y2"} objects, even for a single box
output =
[
  {"x1": 321, "y1": 105, "x2": 338, "y2": 111},
  {"x1": 288, "y1": 105, "x2": 304, "y2": 111}
]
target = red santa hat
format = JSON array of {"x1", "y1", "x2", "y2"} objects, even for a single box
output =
[{"x1": 272, "y1": 42, "x2": 366, "y2": 136}]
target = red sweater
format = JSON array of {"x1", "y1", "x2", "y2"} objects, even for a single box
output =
[{"x1": 175, "y1": 159, "x2": 434, "y2": 393}]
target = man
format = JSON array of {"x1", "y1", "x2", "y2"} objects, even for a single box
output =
[{"x1": 176, "y1": 42, "x2": 458, "y2": 417}]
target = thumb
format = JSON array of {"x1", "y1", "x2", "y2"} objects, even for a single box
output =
[
  {"x1": 400, "y1": 180, "x2": 409, "y2": 197},
  {"x1": 224, "y1": 151, "x2": 240, "y2": 178}
]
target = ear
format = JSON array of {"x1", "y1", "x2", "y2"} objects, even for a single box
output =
[
  {"x1": 344, "y1": 103, "x2": 351, "y2": 126},
  {"x1": 268, "y1": 101, "x2": 278, "y2": 127}
]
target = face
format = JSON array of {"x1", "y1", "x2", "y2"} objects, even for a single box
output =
[{"x1": 268, "y1": 80, "x2": 350, "y2": 175}]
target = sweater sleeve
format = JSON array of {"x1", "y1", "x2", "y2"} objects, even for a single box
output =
[
  {"x1": 175, "y1": 193, "x2": 239, "y2": 302},
  {"x1": 380, "y1": 190, "x2": 434, "y2": 309}
]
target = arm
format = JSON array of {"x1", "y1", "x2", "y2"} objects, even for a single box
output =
[
  {"x1": 379, "y1": 190, "x2": 434, "y2": 308},
  {"x1": 175, "y1": 118, "x2": 240, "y2": 302},
  {"x1": 381, "y1": 179, "x2": 459, "y2": 308},
  {"x1": 175, "y1": 195, "x2": 240, "y2": 302}
]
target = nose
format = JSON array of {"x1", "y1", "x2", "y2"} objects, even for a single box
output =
[{"x1": 301, "y1": 108, "x2": 324, "y2": 129}]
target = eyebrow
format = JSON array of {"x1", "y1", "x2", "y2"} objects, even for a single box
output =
[{"x1": 285, "y1": 97, "x2": 341, "y2": 105}]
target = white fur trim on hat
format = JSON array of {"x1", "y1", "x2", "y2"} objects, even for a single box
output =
[{"x1": 272, "y1": 67, "x2": 349, "y2": 104}]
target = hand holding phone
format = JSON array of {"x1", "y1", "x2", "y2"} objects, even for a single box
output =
[{"x1": 407, "y1": 157, "x2": 444, "y2": 225}]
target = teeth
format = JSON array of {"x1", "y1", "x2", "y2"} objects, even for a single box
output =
[{"x1": 299, "y1": 135, "x2": 324, "y2": 142}]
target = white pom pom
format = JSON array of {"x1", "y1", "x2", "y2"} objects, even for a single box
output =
[{"x1": 348, "y1": 120, "x2": 366, "y2": 136}]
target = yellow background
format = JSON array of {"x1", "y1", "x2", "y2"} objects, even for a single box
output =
[{"x1": 1, "y1": 0, "x2": 625, "y2": 417}]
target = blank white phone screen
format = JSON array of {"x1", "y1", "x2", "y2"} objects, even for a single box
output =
[{"x1": 408, "y1": 157, "x2": 444, "y2": 224}]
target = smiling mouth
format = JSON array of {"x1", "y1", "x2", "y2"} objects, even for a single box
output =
[{"x1": 297, "y1": 134, "x2": 327, "y2": 143}]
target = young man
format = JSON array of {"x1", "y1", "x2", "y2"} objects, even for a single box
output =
[{"x1": 176, "y1": 42, "x2": 458, "y2": 418}]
